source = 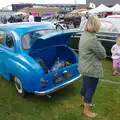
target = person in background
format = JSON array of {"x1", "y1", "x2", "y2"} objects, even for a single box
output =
[
  {"x1": 105, "y1": 13, "x2": 108, "y2": 18},
  {"x1": 111, "y1": 36, "x2": 120, "y2": 75},
  {"x1": 68, "y1": 21, "x2": 74, "y2": 29},
  {"x1": 98, "y1": 13, "x2": 102, "y2": 18},
  {"x1": 28, "y1": 12, "x2": 34, "y2": 22},
  {"x1": 80, "y1": 13, "x2": 87, "y2": 27},
  {"x1": 23, "y1": 15, "x2": 29, "y2": 22},
  {"x1": 81, "y1": 13, "x2": 87, "y2": 21},
  {"x1": 15, "y1": 15, "x2": 23, "y2": 22},
  {"x1": 85, "y1": 12, "x2": 89, "y2": 19},
  {"x1": 8, "y1": 15, "x2": 14, "y2": 23},
  {"x1": 78, "y1": 15, "x2": 106, "y2": 118},
  {"x1": 3, "y1": 15, "x2": 7, "y2": 24}
]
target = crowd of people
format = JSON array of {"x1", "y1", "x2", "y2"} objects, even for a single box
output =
[
  {"x1": 0, "y1": 12, "x2": 36, "y2": 24},
  {"x1": 0, "y1": 11, "x2": 110, "y2": 26}
]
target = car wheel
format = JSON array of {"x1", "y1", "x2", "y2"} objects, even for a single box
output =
[
  {"x1": 56, "y1": 25, "x2": 63, "y2": 31},
  {"x1": 14, "y1": 77, "x2": 27, "y2": 97}
]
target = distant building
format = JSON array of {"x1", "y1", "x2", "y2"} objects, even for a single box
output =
[
  {"x1": 11, "y1": 4, "x2": 76, "y2": 12},
  {"x1": 12, "y1": 4, "x2": 33, "y2": 11},
  {"x1": 3, "y1": 1, "x2": 119, "y2": 13},
  {"x1": 19, "y1": 7, "x2": 58, "y2": 16}
]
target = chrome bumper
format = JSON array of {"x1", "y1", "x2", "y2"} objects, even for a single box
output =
[{"x1": 34, "y1": 75, "x2": 81, "y2": 96}]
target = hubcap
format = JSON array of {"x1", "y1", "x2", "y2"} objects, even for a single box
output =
[
  {"x1": 57, "y1": 26, "x2": 62, "y2": 31},
  {"x1": 14, "y1": 77, "x2": 23, "y2": 94}
]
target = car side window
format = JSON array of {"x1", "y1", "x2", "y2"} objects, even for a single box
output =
[
  {"x1": 0, "y1": 31, "x2": 5, "y2": 45},
  {"x1": 6, "y1": 33, "x2": 14, "y2": 48}
]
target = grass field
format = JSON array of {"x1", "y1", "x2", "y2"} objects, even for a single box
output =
[{"x1": 0, "y1": 59, "x2": 120, "y2": 120}]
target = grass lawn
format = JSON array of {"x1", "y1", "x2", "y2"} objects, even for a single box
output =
[{"x1": 0, "y1": 59, "x2": 120, "y2": 120}]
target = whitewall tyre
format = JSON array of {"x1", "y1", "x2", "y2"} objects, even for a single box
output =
[{"x1": 14, "y1": 77, "x2": 27, "y2": 97}]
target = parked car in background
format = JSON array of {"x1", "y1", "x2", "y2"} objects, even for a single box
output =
[
  {"x1": 34, "y1": 16, "x2": 41, "y2": 22},
  {"x1": 55, "y1": 16, "x2": 81, "y2": 31},
  {"x1": 79, "y1": 18, "x2": 120, "y2": 32},
  {"x1": 70, "y1": 18, "x2": 120, "y2": 57},
  {"x1": 107, "y1": 15, "x2": 120, "y2": 19},
  {"x1": 0, "y1": 22, "x2": 81, "y2": 97}
]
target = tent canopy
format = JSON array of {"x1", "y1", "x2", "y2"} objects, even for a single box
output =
[
  {"x1": 110, "y1": 4, "x2": 120, "y2": 12},
  {"x1": 89, "y1": 4, "x2": 111, "y2": 14}
]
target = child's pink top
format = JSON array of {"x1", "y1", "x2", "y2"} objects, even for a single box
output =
[{"x1": 111, "y1": 44, "x2": 120, "y2": 59}]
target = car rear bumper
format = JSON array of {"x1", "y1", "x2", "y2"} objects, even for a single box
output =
[{"x1": 34, "y1": 74, "x2": 81, "y2": 96}]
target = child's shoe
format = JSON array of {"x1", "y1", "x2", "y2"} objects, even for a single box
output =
[
  {"x1": 113, "y1": 71, "x2": 117, "y2": 76},
  {"x1": 117, "y1": 72, "x2": 120, "y2": 74}
]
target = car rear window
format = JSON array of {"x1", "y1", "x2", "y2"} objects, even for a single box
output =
[{"x1": 22, "y1": 29, "x2": 56, "y2": 50}]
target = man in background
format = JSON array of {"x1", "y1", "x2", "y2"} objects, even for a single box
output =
[{"x1": 28, "y1": 13, "x2": 34, "y2": 22}]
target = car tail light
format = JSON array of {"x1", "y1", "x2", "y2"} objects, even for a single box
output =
[
  {"x1": 45, "y1": 81, "x2": 48, "y2": 84},
  {"x1": 41, "y1": 79, "x2": 48, "y2": 88},
  {"x1": 41, "y1": 79, "x2": 46, "y2": 83}
]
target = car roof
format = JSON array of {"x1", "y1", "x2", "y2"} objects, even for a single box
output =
[
  {"x1": 107, "y1": 15, "x2": 120, "y2": 18},
  {"x1": 100, "y1": 18, "x2": 120, "y2": 22},
  {"x1": 79, "y1": 18, "x2": 120, "y2": 32},
  {"x1": 0, "y1": 22, "x2": 55, "y2": 35},
  {"x1": 100, "y1": 18, "x2": 120, "y2": 31}
]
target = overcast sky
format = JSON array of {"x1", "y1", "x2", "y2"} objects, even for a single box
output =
[{"x1": 0, "y1": 0, "x2": 86, "y2": 8}]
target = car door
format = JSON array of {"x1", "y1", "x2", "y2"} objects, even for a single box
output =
[
  {"x1": 0, "y1": 31, "x2": 15, "y2": 79},
  {"x1": 0, "y1": 31, "x2": 6, "y2": 76}
]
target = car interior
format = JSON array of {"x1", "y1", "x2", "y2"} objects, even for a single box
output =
[{"x1": 29, "y1": 46, "x2": 77, "y2": 74}]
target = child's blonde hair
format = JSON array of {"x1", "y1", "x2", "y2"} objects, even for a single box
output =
[{"x1": 116, "y1": 36, "x2": 120, "y2": 45}]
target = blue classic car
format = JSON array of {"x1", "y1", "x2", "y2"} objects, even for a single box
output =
[{"x1": 0, "y1": 22, "x2": 81, "y2": 97}]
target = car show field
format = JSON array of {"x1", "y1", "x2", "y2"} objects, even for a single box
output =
[
  {"x1": 0, "y1": 1, "x2": 120, "y2": 119},
  {"x1": 0, "y1": 59, "x2": 120, "y2": 120}
]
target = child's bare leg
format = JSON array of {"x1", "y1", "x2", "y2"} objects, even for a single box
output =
[
  {"x1": 118, "y1": 59, "x2": 120, "y2": 73},
  {"x1": 113, "y1": 59, "x2": 118, "y2": 75}
]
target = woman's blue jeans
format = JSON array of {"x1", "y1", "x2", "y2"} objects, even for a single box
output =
[{"x1": 80, "y1": 76, "x2": 99, "y2": 104}]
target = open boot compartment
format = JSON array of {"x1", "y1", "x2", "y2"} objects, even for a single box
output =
[{"x1": 29, "y1": 46, "x2": 77, "y2": 74}]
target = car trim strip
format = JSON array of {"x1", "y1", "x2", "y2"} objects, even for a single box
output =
[{"x1": 34, "y1": 74, "x2": 82, "y2": 96}]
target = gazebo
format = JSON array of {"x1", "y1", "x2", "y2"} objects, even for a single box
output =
[
  {"x1": 110, "y1": 4, "x2": 120, "y2": 12},
  {"x1": 89, "y1": 4, "x2": 111, "y2": 14}
]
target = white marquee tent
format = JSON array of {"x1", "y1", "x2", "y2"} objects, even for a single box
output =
[
  {"x1": 89, "y1": 4, "x2": 112, "y2": 14},
  {"x1": 110, "y1": 4, "x2": 120, "y2": 12}
]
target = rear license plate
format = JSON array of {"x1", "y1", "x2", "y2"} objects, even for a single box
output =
[{"x1": 54, "y1": 72, "x2": 73, "y2": 84}]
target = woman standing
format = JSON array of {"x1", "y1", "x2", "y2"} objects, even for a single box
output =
[{"x1": 78, "y1": 15, "x2": 106, "y2": 118}]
